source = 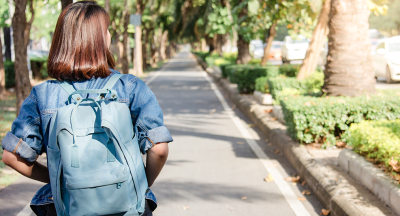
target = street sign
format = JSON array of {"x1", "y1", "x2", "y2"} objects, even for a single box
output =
[{"x1": 130, "y1": 15, "x2": 142, "y2": 26}]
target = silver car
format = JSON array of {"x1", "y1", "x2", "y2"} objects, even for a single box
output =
[{"x1": 372, "y1": 36, "x2": 400, "y2": 83}]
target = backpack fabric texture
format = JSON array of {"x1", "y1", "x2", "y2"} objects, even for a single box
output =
[{"x1": 47, "y1": 74, "x2": 148, "y2": 216}]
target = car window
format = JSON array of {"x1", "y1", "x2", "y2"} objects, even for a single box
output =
[
  {"x1": 376, "y1": 42, "x2": 385, "y2": 51},
  {"x1": 387, "y1": 42, "x2": 400, "y2": 52}
]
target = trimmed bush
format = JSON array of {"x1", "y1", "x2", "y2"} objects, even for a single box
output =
[
  {"x1": 342, "y1": 120, "x2": 400, "y2": 172},
  {"x1": 268, "y1": 72, "x2": 324, "y2": 100},
  {"x1": 4, "y1": 61, "x2": 15, "y2": 88},
  {"x1": 228, "y1": 65, "x2": 279, "y2": 93},
  {"x1": 220, "y1": 63, "x2": 235, "y2": 78},
  {"x1": 281, "y1": 94, "x2": 400, "y2": 146},
  {"x1": 279, "y1": 64, "x2": 299, "y2": 77},
  {"x1": 255, "y1": 77, "x2": 269, "y2": 93}
]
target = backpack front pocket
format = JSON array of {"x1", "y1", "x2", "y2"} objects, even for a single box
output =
[{"x1": 65, "y1": 168, "x2": 131, "y2": 215}]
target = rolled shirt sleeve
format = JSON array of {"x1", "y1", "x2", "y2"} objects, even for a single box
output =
[
  {"x1": 129, "y1": 79, "x2": 173, "y2": 154},
  {"x1": 1, "y1": 89, "x2": 42, "y2": 162}
]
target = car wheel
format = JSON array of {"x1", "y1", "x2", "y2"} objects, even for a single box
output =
[{"x1": 386, "y1": 66, "x2": 395, "y2": 84}]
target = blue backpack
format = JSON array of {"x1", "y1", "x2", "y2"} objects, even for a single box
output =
[{"x1": 47, "y1": 74, "x2": 148, "y2": 216}]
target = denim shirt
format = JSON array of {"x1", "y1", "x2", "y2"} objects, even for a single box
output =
[{"x1": 1, "y1": 70, "x2": 172, "y2": 214}]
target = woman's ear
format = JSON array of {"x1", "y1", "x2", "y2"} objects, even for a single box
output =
[{"x1": 107, "y1": 30, "x2": 111, "y2": 48}]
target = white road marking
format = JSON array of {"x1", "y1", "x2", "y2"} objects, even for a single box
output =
[
  {"x1": 145, "y1": 71, "x2": 161, "y2": 85},
  {"x1": 202, "y1": 72, "x2": 312, "y2": 216},
  {"x1": 16, "y1": 203, "x2": 33, "y2": 216}
]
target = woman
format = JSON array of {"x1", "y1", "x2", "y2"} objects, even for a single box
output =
[{"x1": 1, "y1": 1, "x2": 172, "y2": 215}]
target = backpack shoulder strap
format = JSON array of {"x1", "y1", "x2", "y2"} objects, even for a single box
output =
[
  {"x1": 58, "y1": 81, "x2": 80, "y2": 103},
  {"x1": 100, "y1": 73, "x2": 123, "y2": 99},
  {"x1": 102, "y1": 73, "x2": 123, "y2": 91}
]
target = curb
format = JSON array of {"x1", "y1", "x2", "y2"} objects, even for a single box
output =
[
  {"x1": 339, "y1": 149, "x2": 400, "y2": 215},
  {"x1": 193, "y1": 54, "x2": 395, "y2": 216}
]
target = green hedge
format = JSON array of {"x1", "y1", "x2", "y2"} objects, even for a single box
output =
[
  {"x1": 279, "y1": 64, "x2": 299, "y2": 77},
  {"x1": 281, "y1": 94, "x2": 400, "y2": 147},
  {"x1": 255, "y1": 76, "x2": 269, "y2": 93},
  {"x1": 268, "y1": 72, "x2": 324, "y2": 101},
  {"x1": 342, "y1": 120, "x2": 400, "y2": 172},
  {"x1": 228, "y1": 65, "x2": 279, "y2": 93},
  {"x1": 4, "y1": 61, "x2": 15, "y2": 88}
]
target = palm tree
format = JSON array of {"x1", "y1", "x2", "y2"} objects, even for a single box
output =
[{"x1": 322, "y1": 0, "x2": 375, "y2": 96}]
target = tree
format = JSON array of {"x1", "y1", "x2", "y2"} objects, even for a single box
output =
[
  {"x1": 12, "y1": 0, "x2": 33, "y2": 114},
  {"x1": 0, "y1": 0, "x2": 10, "y2": 98},
  {"x1": 61, "y1": 0, "x2": 72, "y2": 10},
  {"x1": 297, "y1": 0, "x2": 330, "y2": 79},
  {"x1": 259, "y1": 0, "x2": 317, "y2": 66},
  {"x1": 322, "y1": 0, "x2": 375, "y2": 96},
  {"x1": 121, "y1": 0, "x2": 130, "y2": 74},
  {"x1": 134, "y1": 0, "x2": 148, "y2": 76}
]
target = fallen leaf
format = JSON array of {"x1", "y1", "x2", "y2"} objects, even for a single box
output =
[
  {"x1": 183, "y1": 206, "x2": 190, "y2": 210},
  {"x1": 302, "y1": 190, "x2": 311, "y2": 195},
  {"x1": 241, "y1": 196, "x2": 247, "y2": 200},
  {"x1": 285, "y1": 175, "x2": 300, "y2": 183},
  {"x1": 297, "y1": 197, "x2": 306, "y2": 201},
  {"x1": 248, "y1": 124, "x2": 255, "y2": 128},
  {"x1": 274, "y1": 150, "x2": 280, "y2": 154},
  {"x1": 389, "y1": 158, "x2": 400, "y2": 172},
  {"x1": 321, "y1": 209, "x2": 330, "y2": 215},
  {"x1": 265, "y1": 139, "x2": 268, "y2": 142},
  {"x1": 292, "y1": 182, "x2": 297, "y2": 185},
  {"x1": 231, "y1": 105, "x2": 236, "y2": 110},
  {"x1": 264, "y1": 109, "x2": 273, "y2": 113},
  {"x1": 268, "y1": 143, "x2": 273, "y2": 146},
  {"x1": 271, "y1": 117, "x2": 277, "y2": 121},
  {"x1": 237, "y1": 141, "x2": 245, "y2": 145},
  {"x1": 334, "y1": 178, "x2": 338, "y2": 181},
  {"x1": 302, "y1": 181, "x2": 306, "y2": 186},
  {"x1": 264, "y1": 174, "x2": 274, "y2": 182}
]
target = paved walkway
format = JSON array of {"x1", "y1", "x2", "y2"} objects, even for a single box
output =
[{"x1": 0, "y1": 51, "x2": 324, "y2": 216}]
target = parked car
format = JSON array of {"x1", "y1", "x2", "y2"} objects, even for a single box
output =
[
  {"x1": 281, "y1": 35, "x2": 309, "y2": 63},
  {"x1": 251, "y1": 41, "x2": 283, "y2": 59},
  {"x1": 371, "y1": 36, "x2": 400, "y2": 83}
]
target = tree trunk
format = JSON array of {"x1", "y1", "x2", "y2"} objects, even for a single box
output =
[
  {"x1": 61, "y1": 0, "x2": 72, "y2": 10},
  {"x1": 297, "y1": 0, "x2": 331, "y2": 79},
  {"x1": 24, "y1": 0, "x2": 34, "y2": 49},
  {"x1": 0, "y1": 29, "x2": 5, "y2": 98},
  {"x1": 236, "y1": 35, "x2": 251, "y2": 64},
  {"x1": 159, "y1": 30, "x2": 168, "y2": 61},
  {"x1": 3, "y1": 27, "x2": 11, "y2": 61},
  {"x1": 260, "y1": 22, "x2": 277, "y2": 66},
  {"x1": 224, "y1": 0, "x2": 237, "y2": 51},
  {"x1": 206, "y1": 35, "x2": 215, "y2": 54},
  {"x1": 121, "y1": 0, "x2": 129, "y2": 74},
  {"x1": 104, "y1": 0, "x2": 110, "y2": 14},
  {"x1": 322, "y1": 0, "x2": 375, "y2": 96},
  {"x1": 201, "y1": 39, "x2": 207, "y2": 52},
  {"x1": 13, "y1": 0, "x2": 32, "y2": 115}
]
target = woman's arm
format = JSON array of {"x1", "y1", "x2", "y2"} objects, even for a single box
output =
[
  {"x1": 2, "y1": 149, "x2": 50, "y2": 184},
  {"x1": 145, "y1": 142, "x2": 169, "y2": 187}
]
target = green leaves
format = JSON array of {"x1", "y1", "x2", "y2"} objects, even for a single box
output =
[
  {"x1": 281, "y1": 93, "x2": 400, "y2": 146},
  {"x1": 343, "y1": 120, "x2": 400, "y2": 173}
]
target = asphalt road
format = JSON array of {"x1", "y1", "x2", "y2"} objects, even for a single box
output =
[
  {"x1": 1, "y1": 51, "x2": 324, "y2": 216},
  {"x1": 147, "y1": 51, "x2": 323, "y2": 216}
]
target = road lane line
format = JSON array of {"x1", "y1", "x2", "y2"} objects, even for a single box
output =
[
  {"x1": 202, "y1": 72, "x2": 311, "y2": 216},
  {"x1": 16, "y1": 203, "x2": 33, "y2": 216}
]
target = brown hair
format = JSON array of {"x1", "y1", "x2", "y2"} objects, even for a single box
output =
[{"x1": 47, "y1": 1, "x2": 115, "y2": 81}]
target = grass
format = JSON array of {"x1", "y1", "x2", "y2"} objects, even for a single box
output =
[{"x1": 0, "y1": 93, "x2": 19, "y2": 189}]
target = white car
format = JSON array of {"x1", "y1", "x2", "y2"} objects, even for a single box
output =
[
  {"x1": 371, "y1": 36, "x2": 400, "y2": 83},
  {"x1": 281, "y1": 36, "x2": 309, "y2": 63}
]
